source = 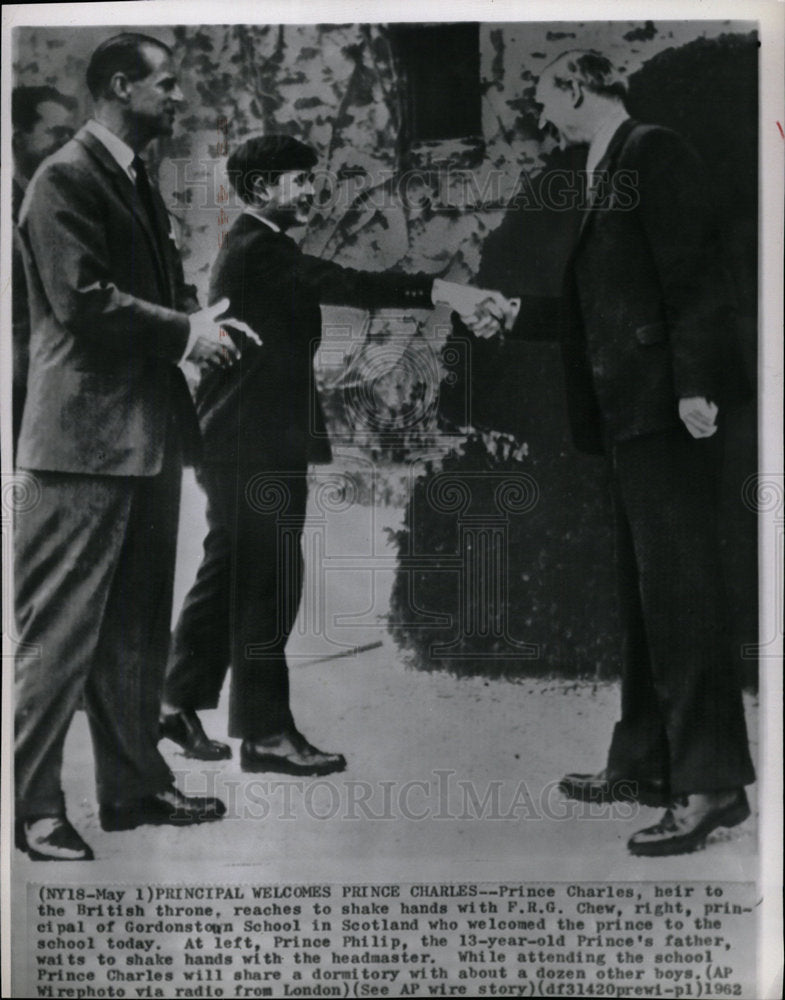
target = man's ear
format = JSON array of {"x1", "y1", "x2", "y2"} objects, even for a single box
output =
[
  {"x1": 249, "y1": 174, "x2": 271, "y2": 206},
  {"x1": 108, "y1": 71, "x2": 132, "y2": 103},
  {"x1": 569, "y1": 78, "x2": 584, "y2": 109}
]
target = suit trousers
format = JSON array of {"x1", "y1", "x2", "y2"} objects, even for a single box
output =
[
  {"x1": 604, "y1": 427, "x2": 755, "y2": 796},
  {"x1": 14, "y1": 431, "x2": 181, "y2": 819},
  {"x1": 164, "y1": 463, "x2": 307, "y2": 739}
]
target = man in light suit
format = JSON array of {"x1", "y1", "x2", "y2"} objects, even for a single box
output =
[
  {"x1": 14, "y1": 33, "x2": 248, "y2": 860},
  {"x1": 462, "y1": 50, "x2": 754, "y2": 855}
]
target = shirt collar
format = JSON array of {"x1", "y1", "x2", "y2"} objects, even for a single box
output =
[
  {"x1": 586, "y1": 105, "x2": 630, "y2": 177},
  {"x1": 84, "y1": 118, "x2": 137, "y2": 181},
  {"x1": 242, "y1": 205, "x2": 281, "y2": 233}
]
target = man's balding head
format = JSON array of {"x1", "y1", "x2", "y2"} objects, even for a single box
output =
[
  {"x1": 541, "y1": 50, "x2": 628, "y2": 102},
  {"x1": 535, "y1": 50, "x2": 627, "y2": 146}
]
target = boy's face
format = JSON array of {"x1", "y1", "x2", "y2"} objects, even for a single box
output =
[{"x1": 268, "y1": 169, "x2": 316, "y2": 227}]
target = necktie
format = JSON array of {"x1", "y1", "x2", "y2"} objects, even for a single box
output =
[{"x1": 132, "y1": 154, "x2": 165, "y2": 245}]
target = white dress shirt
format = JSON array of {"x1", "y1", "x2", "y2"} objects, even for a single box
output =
[
  {"x1": 585, "y1": 105, "x2": 630, "y2": 191},
  {"x1": 242, "y1": 206, "x2": 281, "y2": 232},
  {"x1": 83, "y1": 118, "x2": 138, "y2": 182}
]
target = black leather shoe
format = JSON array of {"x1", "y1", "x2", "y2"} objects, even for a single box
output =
[
  {"x1": 160, "y1": 709, "x2": 231, "y2": 760},
  {"x1": 241, "y1": 730, "x2": 347, "y2": 776},
  {"x1": 559, "y1": 769, "x2": 668, "y2": 807},
  {"x1": 99, "y1": 786, "x2": 227, "y2": 831},
  {"x1": 628, "y1": 790, "x2": 750, "y2": 857},
  {"x1": 16, "y1": 816, "x2": 94, "y2": 861}
]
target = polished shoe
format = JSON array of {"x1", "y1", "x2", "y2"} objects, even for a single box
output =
[
  {"x1": 559, "y1": 768, "x2": 668, "y2": 807},
  {"x1": 160, "y1": 709, "x2": 232, "y2": 760},
  {"x1": 15, "y1": 816, "x2": 94, "y2": 862},
  {"x1": 628, "y1": 790, "x2": 750, "y2": 857},
  {"x1": 99, "y1": 786, "x2": 227, "y2": 831},
  {"x1": 241, "y1": 730, "x2": 347, "y2": 776}
]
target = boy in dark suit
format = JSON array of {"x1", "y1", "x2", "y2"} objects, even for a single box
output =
[{"x1": 161, "y1": 135, "x2": 495, "y2": 774}]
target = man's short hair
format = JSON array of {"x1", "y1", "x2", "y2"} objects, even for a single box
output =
[
  {"x1": 545, "y1": 50, "x2": 628, "y2": 102},
  {"x1": 86, "y1": 32, "x2": 172, "y2": 100},
  {"x1": 226, "y1": 135, "x2": 319, "y2": 204},
  {"x1": 12, "y1": 85, "x2": 77, "y2": 132}
]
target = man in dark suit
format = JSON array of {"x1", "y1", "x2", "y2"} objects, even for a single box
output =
[
  {"x1": 160, "y1": 135, "x2": 486, "y2": 773},
  {"x1": 463, "y1": 50, "x2": 754, "y2": 855},
  {"x1": 11, "y1": 85, "x2": 77, "y2": 454},
  {"x1": 14, "y1": 33, "x2": 247, "y2": 860}
]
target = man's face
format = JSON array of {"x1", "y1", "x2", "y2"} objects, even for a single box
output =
[
  {"x1": 15, "y1": 100, "x2": 75, "y2": 177},
  {"x1": 535, "y1": 70, "x2": 582, "y2": 147},
  {"x1": 126, "y1": 45, "x2": 184, "y2": 139},
  {"x1": 268, "y1": 169, "x2": 316, "y2": 227}
]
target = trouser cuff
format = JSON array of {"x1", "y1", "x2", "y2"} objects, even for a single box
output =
[{"x1": 16, "y1": 790, "x2": 67, "y2": 821}]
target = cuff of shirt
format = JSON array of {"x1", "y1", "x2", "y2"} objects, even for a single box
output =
[{"x1": 505, "y1": 298, "x2": 521, "y2": 332}]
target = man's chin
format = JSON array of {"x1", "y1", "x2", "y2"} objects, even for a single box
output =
[{"x1": 293, "y1": 202, "x2": 313, "y2": 225}]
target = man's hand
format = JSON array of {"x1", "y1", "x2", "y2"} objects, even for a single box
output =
[
  {"x1": 678, "y1": 396, "x2": 718, "y2": 438},
  {"x1": 432, "y1": 280, "x2": 520, "y2": 339},
  {"x1": 185, "y1": 298, "x2": 261, "y2": 370},
  {"x1": 461, "y1": 294, "x2": 522, "y2": 339},
  {"x1": 460, "y1": 296, "x2": 505, "y2": 339}
]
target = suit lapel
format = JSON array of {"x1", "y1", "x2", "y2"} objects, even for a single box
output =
[
  {"x1": 76, "y1": 129, "x2": 171, "y2": 301},
  {"x1": 576, "y1": 117, "x2": 640, "y2": 245}
]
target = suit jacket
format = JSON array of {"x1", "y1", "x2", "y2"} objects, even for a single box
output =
[
  {"x1": 446, "y1": 120, "x2": 747, "y2": 454},
  {"x1": 511, "y1": 119, "x2": 748, "y2": 453},
  {"x1": 16, "y1": 126, "x2": 201, "y2": 475},
  {"x1": 196, "y1": 213, "x2": 434, "y2": 468},
  {"x1": 12, "y1": 178, "x2": 30, "y2": 453}
]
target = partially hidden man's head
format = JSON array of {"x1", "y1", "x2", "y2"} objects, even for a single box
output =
[
  {"x1": 86, "y1": 33, "x2": 184, "y2": 142},
  {"x1": 227, "y1": 135, "x2": 319, "y2": 230},
  {"x1": 535, "y1": 50, "x2": 628, "y2": 147},
  {"x1": 12, "y1": 85, "x2": 77, "y2": 179}
]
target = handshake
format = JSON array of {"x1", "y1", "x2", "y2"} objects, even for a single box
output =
[{"x1": 432, "y1": 279, "x2": 520, "y2": 339}]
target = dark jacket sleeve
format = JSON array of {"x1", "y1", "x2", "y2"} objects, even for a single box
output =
[
  {"x1": 165, "y1": 209, "x2": 201, "y2": 316},
  {"x1": 448, "y1": 294, "x2": 561, "y2": 344},
  {"x1": 20, "y1": 161, "x2": 191, "y2": 361},
  {"x1": 290, "y1": 243, "x2": 434, "y2": 309},
  {"x1": 174, "y1": 268, "x2": 201, "y2": 316},
  {"x1": 507, "y1": 295, "x2": 563, "y2": 341},
  {"x1": 629, "y1": 127, "x2": 723, "y2": 400}
]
